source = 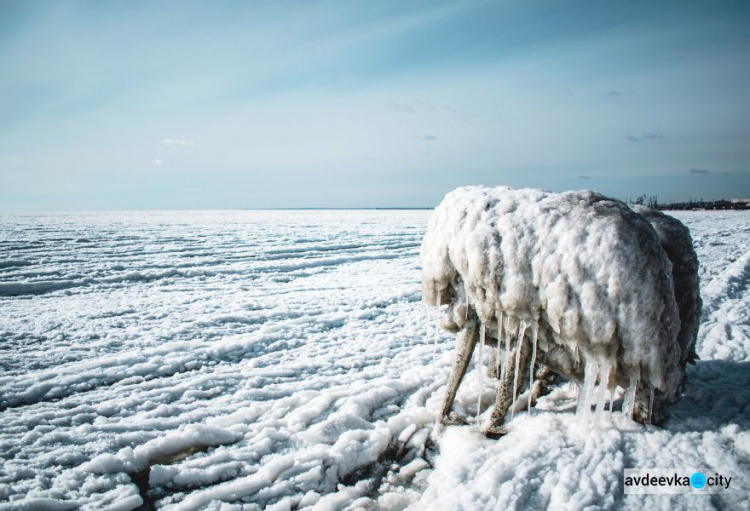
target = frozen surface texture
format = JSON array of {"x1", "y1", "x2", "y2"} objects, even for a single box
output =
[
  {"x1": 417, "y1": 209, "x2": 750, "y2": 510},
  {"x1": 421, "y1": 187, "x2": 698, "y2": 430},
  {"x1": 0, "y1": 211, "x2": 437, "y2": 510},
  {"x1": 0, "y1": 208, "x2": 748, "y2": 510},
  {"x1": 633, "y1": 205, "x2": 702, "y2": 370}
]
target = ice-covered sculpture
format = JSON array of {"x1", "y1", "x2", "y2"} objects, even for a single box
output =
[{"x1": 421, "y1": 186, "x2": 701, "y2": 436}]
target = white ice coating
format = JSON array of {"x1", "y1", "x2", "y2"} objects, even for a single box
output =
[
  {"x1": 422, "y1": 186, "x2": 688, "y2": 418},
  {"x1": 631, "y1": 205, "x2": 702, "y2": 370}
]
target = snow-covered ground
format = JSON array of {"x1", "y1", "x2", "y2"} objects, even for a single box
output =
[{"x1": 0, "y1": 209, "x2": 748, "y2": 510}]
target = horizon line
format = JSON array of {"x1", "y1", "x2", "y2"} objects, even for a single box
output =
[{"x1": 0, "y1": 206, "x2": 437, "y2": 214}]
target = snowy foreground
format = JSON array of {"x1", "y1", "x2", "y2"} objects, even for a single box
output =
[{"x1": 0, "y1": 210, "x2": 748, "y2": 510}]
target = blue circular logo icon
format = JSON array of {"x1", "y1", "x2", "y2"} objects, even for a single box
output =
[{"x1": 691, "y1": 472, "x2": 707, "y2": 489}]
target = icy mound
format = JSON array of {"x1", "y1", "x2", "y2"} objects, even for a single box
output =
[
  {"x1": 422, "y1": 186, "x2": 688, "y2": 428},
  {"x1": 632, "y1": 205, "x2": 702, "y2": 370}
]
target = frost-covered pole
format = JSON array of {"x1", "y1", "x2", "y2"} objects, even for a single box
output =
[
  {"x1": 435, "y1": 318, "x2": 479, "y2": 429},
  {"x1": 485, "y1": 337, "x2": 531, "y2": 436}
]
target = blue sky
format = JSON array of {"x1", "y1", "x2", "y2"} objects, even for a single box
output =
[{"x1": 1, "y1": 0, "x2": 749, "y2": 210}]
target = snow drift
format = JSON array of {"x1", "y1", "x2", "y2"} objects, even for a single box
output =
[{"x1": 421, "y1": 186, "x2": 701, "y2": 434}]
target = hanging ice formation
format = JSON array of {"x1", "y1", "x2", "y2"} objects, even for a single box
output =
[
  {"x1": 422, "y1": 186, "x2": 701, "y2": 436},
  {"x1": 528, "y1": 322, "x2": 538, "y2": 415},
  {"x1": 476, "y1": 324, "x2": 486, "y2": 429},
  {"x1": 432, "y1": 290, "x2": 441, "y2": 362}
]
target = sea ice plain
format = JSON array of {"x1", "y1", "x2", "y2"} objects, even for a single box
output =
[{"x1": 0, "y1": 209, "x2": 748, "y2": 510}]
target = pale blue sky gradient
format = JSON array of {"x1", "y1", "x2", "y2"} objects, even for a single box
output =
[{"x1": 1, "y1": 0, "x2": 749, "y2": 210}]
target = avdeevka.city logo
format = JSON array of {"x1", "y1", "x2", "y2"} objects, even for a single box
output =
[
  {"x1": 690, "y1": 472, "x2": 707, "y2": 489},
  {"x1": 623, "y1": 469, "x2": 734, "y2": 495}
]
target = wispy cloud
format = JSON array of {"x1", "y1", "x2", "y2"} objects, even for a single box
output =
[
  {"x1": 641, "y1": 133, "x2": 664, "y2": 140},
  {"x1": 625, "y1": 132, "x2": 664, "y2": 143},
  {"x1": 152, "y1": 158, "x2": 163, "y2": 165},
  {"x1": 162, "y1": 138, "x2": 193, "y2": 146},
  {"x1": 605, "y1": 89, "x2": 632, "y2": 97},
  {"x1": 414, "y1": 133, "x2": 438, "y2": 141},
  {"x1": 383, "y1": 101, "x2": 416, "y2": 114},
  {"x1": 689, "y1": 168, "x2": 710, "y2": 174}
]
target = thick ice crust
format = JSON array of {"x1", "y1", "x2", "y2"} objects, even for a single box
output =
[
  {"x1": 632, "y1": 205, "x2": 702, "y2": 370},
  {"x1": 421, "y1": 186, "x2": 684, "y2": 402}
]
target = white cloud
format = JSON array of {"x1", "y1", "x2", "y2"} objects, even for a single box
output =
[
  {"x1": 162, "y1": 138, "x2": 193, "y2": 146},
  {"x1": 415, "y1": 133, "x2": 439, "y2": 141},
  {"x1": 625, "y1": 132, "x2": 665, "y2": 143},
  {"x1": 152, "y1": 158, "x2": 163, "y2": 165}
]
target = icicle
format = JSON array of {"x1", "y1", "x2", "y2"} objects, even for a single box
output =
[
  {"x1": 510, "y1": 321, "x2": 528, "y2": 421},
  {"x1": 464, "y1": 283, "x2": 469, "y2": 322},
  {"x1": 432, "y1": 289, "x2": 441, "y2": 362},
  {"x1": 496, "y1": 310, "x2": 504, "y2": 378},
  {"x1": 594, "y1": 359, "x2": 611, "y2": 424},
  {"x1": 500, "y1": 316, "x2": 511, "y2": 384},
  {"x1": 576, "y1": 360, "x2": 598, "y2": 422},
  {"x1": 527, "y1": 321, "x2": 538, "y2": 414},
  {"x1": 629, "y1": 378, "x2": 638, "y2": 419},
  {"x1": 476, "y1": 323, "x2": 486, "y2": 429},
  {"x1": 608, "y1": 388, "x2": 615, "y2": 417},
  {"x1": 622, "y1": 374, "x2": 638, "y2": 419},
  {"x1": 648, "y1": 388, "x2": 654, "y2": 423}
]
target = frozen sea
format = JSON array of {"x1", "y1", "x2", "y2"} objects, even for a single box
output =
[{"x1": 0, "y1": 209, "x2": 748, "y2": 510}]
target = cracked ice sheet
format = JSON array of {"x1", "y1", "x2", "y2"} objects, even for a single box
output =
[
  {"x1": 414, "y1": 210, "x2": 750, "y2": 511},
  {"x1": 1, "y1": 209, "x2": 749, "y2": 510}
]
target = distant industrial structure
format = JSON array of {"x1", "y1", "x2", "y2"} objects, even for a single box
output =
[
  {"x1": 626, "y1": 195, "x2": 750, "y2": 211},
  {"x1": 657, "y1": 198, "x2": 749, "y2": 211}
]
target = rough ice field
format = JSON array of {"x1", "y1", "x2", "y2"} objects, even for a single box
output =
[{"x1": 0, "y1": 209, "x2": 748, "y2": 510}]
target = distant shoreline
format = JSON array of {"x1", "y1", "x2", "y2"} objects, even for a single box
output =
[
  {"x1": 0, "y1": 207, "x2": 437, "y2": 214},
  {"x1": 259, "y1": 207, "x2": 434, "y2": 211}
]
